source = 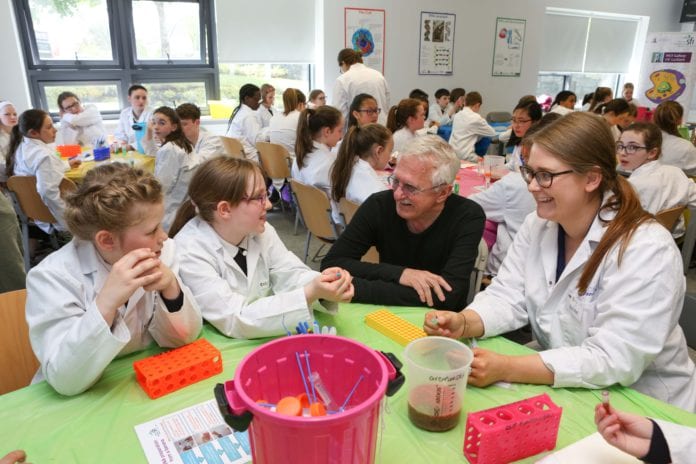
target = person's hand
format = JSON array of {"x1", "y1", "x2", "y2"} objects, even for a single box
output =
[
  {"x1": 143, "y1": 261, "x2": 180, "y2": 299},
  {"x1": 305, "y1": 268, "x2": 354, "y2": 303},
  {"x1": 423, "y1": 310, "x2": 467, "y2": 338},
  {"x1": 0, "y1": 450, "x2": 28, "y2": 464},
  {"x1": 467, "y1": 347, "x2": 510, "y2": 387},
  {"x1": 399, "y1": 268, "x2": 451, "y2": 307},
  {"x1": 96, "y1": 248, "x2": 164, "y2": 323},
  {"x1": 68, "y1": 158, "x2": 81, "y2": 169},
  {"x1": 595, "y1": 404, "x2": 653, "y2": 458}
]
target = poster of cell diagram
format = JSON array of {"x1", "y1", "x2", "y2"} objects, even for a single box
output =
[
  {"x1": 344, "y1": 7, "x2": 385, "y2": 74},
  {"x1": 419, "y1": 11, "x2": 456, "y2": 75},
  {"x1": 492, "y1": 17, "x2": 526, "y2": 77},
  {"x1": 639, "y1": 32, "x2": 696, "y2": 109}
]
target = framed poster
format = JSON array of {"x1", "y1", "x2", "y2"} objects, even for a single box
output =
[
  {"x1": 639, "y1": 32, "x2": 696, "y2": 110},
  {"x1": 418, "y1": 11, "x2": 456, "y2": 75},
  {"x1": 492, "y1": 17, "x2": 526, "y2": 77},
  {"x1": 344, "y1": 7, "x2": 385, "y2": 74}
]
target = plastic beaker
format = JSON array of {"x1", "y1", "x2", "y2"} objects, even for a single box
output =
[
  {"x1": 403, "y1": 336, "x2": 473, "y2": 432},
  {"x1": 484, "y1": 155, "x2": 506, "y2": 181}
]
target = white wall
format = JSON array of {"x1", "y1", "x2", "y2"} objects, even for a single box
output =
[{"x1": 0, "y1": 0, "x2": 31, "y2": 111}]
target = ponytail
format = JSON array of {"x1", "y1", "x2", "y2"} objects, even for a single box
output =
[
  {"x1": 6, "y1": 125, "x2": 22, "y2": 177},
  {"x1": 168, "y1": 200, "x2": 197, "y2": 237},
  {"x1": 295, "y1": 106, "x2": 342, "y2": 168},
  {"x1": 386, "y1": 106, "x2": 399, "y2": 132},
  {"x1": 386, "y1": 98, "x2": 423, "y2": 133},
  {"x1": 227, "y1": 83, "x2": 260, "y2": 132},
  {"x1": 7, "y1": 109, "x2": 50, "y2": 177}
]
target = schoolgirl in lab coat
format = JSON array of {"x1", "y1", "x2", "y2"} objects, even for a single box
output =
[
  {"x1": 424, "y1": 112, "x2": 696, "y2": 412},
  {"x1": 386, "y1": 98, "x2": 426, "y2": 153},
  {"x1": 169, "y1": 157, "x2": 354, "y2": 339},
  {"x1": 269, "y1": 88, "x2": 306, "y2": 157},
  {"x1": 347, "y1": 94, "x2": 380, "y2": 131},
  {"x1": 0, "y1": 101, "x2": 18, "y2": 182},
  {"x1": 142, "y1": 106, "x2": 199, "y2": 233},
  {"x1": 594, "y1": 99, "x2": 632, "y2": 141},
  {"x1": 329, "y1": 123, "x2": 391, "y2": 224},
  {"x1": 291, "y1": 106, "x2": 344, "y2": 194},
  {"x1": 505, "y1": 99, "x2": 542, "y2": 171},
  {"x1": 653, "y1": 101, "x2": 696, "y2": 176},
  {"x1": 255, "y1": 83, "x2": 276, "y2": 128},
  {"x1": 6, "y1": 109, "x2": 81, "y2": 232},
  {"x1": 25, "y1": 163, "x2": 202, "y2": 396},
  {"x1": 113, "y1": 84, "x2": 152, "y2": 151},
  {"x1": 548, "y1": 90, "x2": 576, "y2": 116},
  {"x1": 226, "y1": 83, "x2": 268, "y2": 163},
  {"x1": 56, "y1": 91, "x2": 106, "y2": 146}
]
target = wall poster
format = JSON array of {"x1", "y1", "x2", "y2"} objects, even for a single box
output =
[
  {"x1": 492, "y1": 17, "x2": 526, "y2": 77},
  {"x1": 418, "y1": 11, "x2": 456, "y2": 75},
  {"x1": 344, "y1": 7, "x2": 385, "y2": 74},
  {"x1": 639, "y1": 32, "x2": 696, "y2": 110}
]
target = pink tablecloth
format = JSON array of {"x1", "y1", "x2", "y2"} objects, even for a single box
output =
[{"x1": 457, "y1": 165, "x2": 504, "y2": 250}]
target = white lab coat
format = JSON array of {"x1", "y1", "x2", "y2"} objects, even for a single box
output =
[
  {"x1": 333, "y1": 63, "x2": 390, "y2": 126},
  {"x1": 225, "y1": 104, "x2": 269, "y2": 163},
  {"x1": 0, "y1": 130, "x2": 9, "y2": 182},
  {"x1": 269, "y1": 110, "x2": 301, "y2": 157},
  {"x1": 660, "y1": 131, "x2": 696, "y2": 176},
  {"x1": 450, "y1": 107, "x2": 496, "y2": 162},
  {"x1": 174, "y1": 217, "x2": 337, "y2": 339},
  {"x1": 25, "y1": 238, "x2": 202, "y2": 396},
  {"x1": 653, "y1": 419, "x2": 696, "y2": 462},
  {"x1": 470, "y1": 205, "x2": 696, "y2": 412},
  {"x1": 628, "y1": 161, "x2": 696, "y2": 237},
  {"x1": 428, "y1": 104, "x2": 452, "y2": 126},
  {"x1": 291, "y1": 141, "x2": 334, "y2": 194},
  {"x1": 468, "y1": 170, "x2": 536, "y2": 276},
  {"x1": 549, "y1": 105, "x2": 573, "y2": 116},
  {"x1": 114, "y1": 106, "x2": 153, "y2": 147},
  {"x1": 330, "y1": 157, "x2": 388, "y2": 224},
  {"x1": 256, "y1": 105, "x2": 275, "y2": 128},
  {"x1": 58, "y1": 104, "x2": 106, "y2": 146},
  {"x1": 152, "y1": 142, "x2": 201, "y2": 233},
  {"x1": 392, "y1": 128, "x2": 417, "y2": 153},
  {"x1": 195, "y1": 129, "x2": 225, "y2": 162},
  {"x1": 12, "y1": 137, "x2": 68, "y2": 232}
]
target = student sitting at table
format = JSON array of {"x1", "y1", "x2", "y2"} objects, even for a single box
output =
[
  {"x1": 347, "y1": 93, "x2": 381, "y2": 130},
  {"x1": 387, "y1": 98, "x2": 426, "y2": 153},
  {"x1": 586, "y1": 86, "x2": 613, "y2": 112},
  {"x1": 113, "y1": 84, "x2": 152, "y2": 151},
  {"x1": 176, "y1": 103, "x2": 225, "y2": 162},
  {"x1": 142, "y1": 106, "x2": 200, "y2": 233},
  {"x1": 548, "y1": 90, "x2": 576, "y2": 116},
  {"x1": 653, "y1": 100, "x2": 696, "y2": 176},
  {"x1": 169, "y1": 157, "x2": 354, "y2": 339},
  {"x1": 428, "y1": 88, "x2": 454, "y2": 126},
  {"x1": 6, "y1": 109, "x2": 80, "y2": 232},
  {"x1": 226, "y1": 84, "x2": 268, "y2": 163},
  {"x1": 329, "y1": 123, "x2": 392, "y2": 224},
  {"x1": 56, "y1": 91, "x2": 106, "y2": 147},
  {"x1": 291, "y1": 106, "x2": 344, "y2": 194},
  {"x1": 594, "y1": 98, "x2": 632, "y2": 141},
  {"x1": 423, "y1": 112, "x2": 696, "y2": 412},
  {"x1": 0, "y1": 100, "x2": 18, "y2": 183},
  {"x1": 25, "y1": 163, "x2": 202, "y2": 396},
  {"x1": 269, "y1": 88, "x2": 306, "y2": 157},
  {"x1": 618, "y1": 122, "x2": 696, "y2": 237},
  {"x1": 256, "y1": 83, "x2": 276, "y2": 129},
  {"x1": 449, "y1": 91, "x2": 496, "y2": 162},
  {"x1": 321, "y1": 135, "x2": 485, "y2": 309},
  {"x1": 505, "y1": 99, "x2": 543, "y2": 171},
  {"x1": 307, "y1": 89, "x2": 326, "y2": 109}
]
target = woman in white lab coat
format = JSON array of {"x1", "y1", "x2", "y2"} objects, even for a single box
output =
[
  {"x1": 291, "y1": 106, "x2": 344, "y2": 194},
  {"x1": 6, "y1": 109, "x2": 80, "y2": 232},
  {"x1": 653, "y1": 100, "x2": 696, "y2": 176},
  {"x1": 26, "y1": 163, "x2": 201, "y2": 396},
  {"x1": 333, "y1": 48, "x2": 390, "y2": 126},
  {"x1": 386, "y1": 98, "x2": 426, "y2": 153},
  {"x1": 226, "y1": 83, "x2": 268, "y2": 163},
  {"x1": 56, "y1": 91, "x2": 106, "y2": 146},
  {"x1": 169, "y1": 157, "x2": 354, "y2": 339},
  {"x1": 142, "y1": 106, "x2": 199, "y2": 233},
  {"x1": 424, "y1": 112, "x2": 696, "y2": 412},
  {"x1": 113, "y1": 84, "x2": 152, "y2": 151}
]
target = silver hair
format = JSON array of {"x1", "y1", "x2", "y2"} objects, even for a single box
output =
[{"x1": 398, "y1": 135, "x2": 460, "y2": 186}]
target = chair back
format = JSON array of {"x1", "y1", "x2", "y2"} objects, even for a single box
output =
[
  {"x1": 7, "y1": 176, "x2": 57, "y2": 223},
  {"x1": 655, "y1": 205, "x2": 686, "y2": 232},
  {"x1": 485, "y1": 111, "x2": 512, "y2": 124},
  {"x1": 220, "y1": 136, "x2": 245, "y2": 159},
  {"x1": 0, "y1": 289, "x2": 39, "y2": 394},
  {"x1": 466, "y1": 239, "x2": 489, "y2": 305},
  {"x1": 290, "y1": 180, "x2": 337, "y2": 240},
  {"x1": 257, "y1": 142, "x2": 291, "y2": 179},
  {"x1": 59, "y1": 177, "x2": 77, "y2": 197}
]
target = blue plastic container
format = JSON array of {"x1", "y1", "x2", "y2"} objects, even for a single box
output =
[{"x1": 93, "y1": 147, "x2": 111, "y2": 161}]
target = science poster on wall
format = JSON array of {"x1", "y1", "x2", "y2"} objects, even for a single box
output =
[
  {"x1": 344, "y1": 7, "x2": 385, "y2": 74},
  {"x1": 491, "y1": 17, "x2": 526, "y2": 77},
  {"x1": 418, "y1": 11, "x2": 456, "y2": 75},
  {"x1": 639, "y1": 32, "x2": 696, "y2": 110}
]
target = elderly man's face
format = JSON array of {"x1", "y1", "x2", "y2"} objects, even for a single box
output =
[{"x1": 391, "y1": 156, "x2": 446, "y2": 222}]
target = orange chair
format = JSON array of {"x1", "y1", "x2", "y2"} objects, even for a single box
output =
[
  {"x1": 220, "y1": 136, "x2": 245, "y2": 159},
  {"x1": 0, "y1": 289, "x2": 39, "y2": 394},
  {"x1": 290, "y1": 180, "x2": 339, "y2": 263}
]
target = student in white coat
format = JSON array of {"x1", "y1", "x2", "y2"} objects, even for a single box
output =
[
  {"x1": 594, "y1": 99, "x2": 632, "y2": 142},
  {"x1": 449, "y1": 92, "x2": 496, "y2": 162},
  {"x1": 113, "y1": 84, "x2": 152, "y2": 151},
  {"x1": 548, "y1": 90, "x2": 576, "y2": 116},
  {"x1": 329, "y1": 124, "x2": 392, "y2": 224},
  {"x1": 142, "y1": 106, "x2": 200, "y2": 233},
  {"x1": 307, "y1": 89, "x2": 326, "y2": 109},
  {"x1": 25, "y1": 163, "x2": 202, "y2": 395},
  {"x1": 346, "y1": 94, "x2": 380, "y2": 131},
  {"x1": 169, "y1": 157, "x2": 354, "y2": 339},
  {"x1": 269, "y1": 88, "x2": 306, "y2": 157},
  {"x1": 653, "y1": 101, "x2": 696, "y2": 176},
  {"x1": 291, "y1": 106, "x2": 344, "y2": 194},
  {"x1": 226, "y1": 84, "x2": 268, "y2": 163},
  {"x1": 619, "y1": 122, "x2": 696, "y2": 237},
  {"x1": 386, "y1": 98, "x2": 426, "y2": 153},
  {"x1": 176, "y1": 103, "x2": 225, "y2": 161},
  {"x1": 428, "y1": 88, "x2": 454, "y2": 126},
  {"x1": 256, "y1": 83, "x2": 276, "y2": 128},
  {"x1": 0, "y1": 101, "x2": 18, "y2": 183},
  {"x1": 595, "y1": 402, "x2": 696, "y2": 463},
  {"x1": 504, "y1": 99, "x2": 543, "y2": 171},
  {"x1": 333, "y1": 48, "x2": 390, "y2": 126},
  {"x1": 56, "y1": 91, "x2": 106, "y2": 146},
  {"x1": 6, "y1": 109, "x2": 80, "y2": 232},
  {"x1": 424, "y1": 112, "x2": 696, "y2": 412}
]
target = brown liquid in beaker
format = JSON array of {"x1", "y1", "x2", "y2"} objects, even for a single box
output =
[
  {"x1": 407, "y1": 384, "x2": 461, "y2": 432},
  {"x1": 408, "y1": 403, "x2": 460, "y2": 432}
]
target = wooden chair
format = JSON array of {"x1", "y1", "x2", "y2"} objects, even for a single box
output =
[
  {"x1": 466, "y1": 239, "x2": 489, "y2": 305},
  {"x1": 338, "y1": 198, "x2": 379, "y2": 264},
  {"x1": 257, "y1": 142, "x2": 292, "y2": 212},
  {"x1": 290, "y1": 179, "x2": 339, "y2": 263},
  {"x1": 220, "y1": 136, "x2": 245, "y2": 159},
  {"x1": 655, "y1": 205, "x2": 686, "y2": 232},
  {"x1": 0, "y1": 289, "x2": 39, "y2": 394},
  {"x1": 681, "y1": 208, "x2": 696, "y2": 274},
  {"x1": 7, "y1": 176, "x2": 75, "y2": 271}
]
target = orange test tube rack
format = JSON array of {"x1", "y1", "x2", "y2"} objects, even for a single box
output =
[
  {"x1": 364, "y1": 309, "x2": 427, "y2": 346},
  {"x1": 133, "y1": 338, "x2": 223, "y2": 399}
]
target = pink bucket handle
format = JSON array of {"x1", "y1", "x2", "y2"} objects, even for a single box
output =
[
  {"x1": 214, "y1": 381, "x2": 253, "y2": 431},
  {"x1": 378, "y1": 351, "x2": 405, "y2": 397}
]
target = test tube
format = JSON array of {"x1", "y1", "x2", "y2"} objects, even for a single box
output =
[{"x1": 601, "y1": 390, "x2": 610, "y2": 414}]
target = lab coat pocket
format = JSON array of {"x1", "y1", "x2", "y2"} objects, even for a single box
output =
[{"x1": 560, "y1": 293, "x2": 597, "y2": 345}]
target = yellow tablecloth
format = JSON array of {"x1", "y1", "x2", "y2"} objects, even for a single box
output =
[{"x1": 65, "y1": 151, "x2": 155, "y2": 183}]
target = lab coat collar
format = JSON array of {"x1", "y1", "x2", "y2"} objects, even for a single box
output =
[
  {"x1": 630, "y1": 160, "x2": 660, "y2": 177},
  {"x1": 194, "y1": 217, "x2": 259, "y2": 279},
  {"x1": 312, "y1": 140, "x2": 330, "y2": 152}
]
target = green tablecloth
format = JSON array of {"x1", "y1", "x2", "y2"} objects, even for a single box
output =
[{"x1": 1, "y1": 303, "x2": 695, "y2": 463}]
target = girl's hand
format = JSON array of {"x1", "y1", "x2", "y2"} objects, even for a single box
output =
[
  {"x1": 595, "y1": 404, "x2": 653, "y2": 458},
  {"x1": 68, "y1": 158, "x2": 82, "y2": 169},
  {"x1": 143, "y1": 261, "x2": 180, "y2": 299},
  {"x1": 467, "y1": 348, "x2": 510, "y2": 387},
  {"x1": 423, "y1": 310, "x2": 467, "y2": 338},
  {"x1": 305, "y1": 268, "x2": 354, "y2": 303}
]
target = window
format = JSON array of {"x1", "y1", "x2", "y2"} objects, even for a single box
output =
[
  {"x1": 14, "y1": 0, "x2": 218, "y2": 117},
  {"x1": 219, "y1": 63, "x2": 312, "y2": 108}
]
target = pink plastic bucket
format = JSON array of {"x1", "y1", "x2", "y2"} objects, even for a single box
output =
[{"x1": 215, "y1": 335, "x2": 404, "y2": 464}]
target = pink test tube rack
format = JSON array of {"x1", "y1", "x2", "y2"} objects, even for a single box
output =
[{"x1": 463, "y1": 393, "x2": 562, "y2": 464}]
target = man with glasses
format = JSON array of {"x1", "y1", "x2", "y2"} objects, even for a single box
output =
[{"x1": 321, "y1": 136, "x2": 485, "y2": 309}]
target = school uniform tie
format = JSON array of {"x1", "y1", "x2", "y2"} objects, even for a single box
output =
[
  {"x1": 268, "y1": 107, "x2": 273, "y2": 116},
  {"x1": 234, "y1": 248, "x2": 247, "y2": 275}
]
